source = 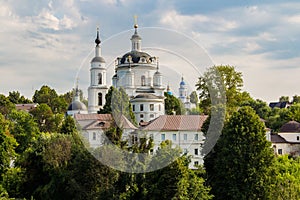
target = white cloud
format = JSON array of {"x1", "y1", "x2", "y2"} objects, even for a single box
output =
[
  {"x1": 287, "y1": 15, "x2": 300, "y2": 24},
  {"x1": 160, "y1": 9, "x2": 237, "y2": 32},
  {"x1": 160, "y1": 10, "x2": 209, "y2": 30},
  {"x1": 34, "y1": 10, "x2": 60, "y2": 30},
  {"x1": 243, "y1": 42, "x2": 261, "y2": 53},
  {"x1": 60, "y1": 15, "x2": 77, "y2": 30},
  {"x1": 258, "y1": 32, "x2": 277, "y2": 42}
]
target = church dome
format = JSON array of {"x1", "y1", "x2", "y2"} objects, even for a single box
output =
[
  {"x1": 131, "y1": 33, "x2": 142, "y2": 40},
  {"x1": 67, "y1": 100, "x2": 87, "y2": 111},
  {"x1": 279, "y1": 121, "x2": 300, "y2": 133},
  {"x1": 91, "y1": 56, "x2": 105, "y2": 63},
  {"x1": 120, "y1": 51, "x2": 152, "y2": 64},
  {"x1": 180, "y1": 77, "x2": 186, "y2": 86}
]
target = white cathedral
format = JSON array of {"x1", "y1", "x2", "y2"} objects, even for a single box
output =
[
  {"x1": 66, "y1": 21, "x2": 204, "y2": 168},
  {"x1": 68, "y1": 21, "x2": 193, "y2": 122}
]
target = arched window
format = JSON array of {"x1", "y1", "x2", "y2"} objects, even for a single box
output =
[
  {"x1": 98, "y1": 73, "x2": 102, "y2": 84},
  {"x1": 98, "y1": 93, "x2": 102, "y2": 106},
  {"x1": 140, "y1": 104, "x2": 144, "y2": 111},
  {"x1": 141, "y1": 75, "x2": 146, "y2": 86}
]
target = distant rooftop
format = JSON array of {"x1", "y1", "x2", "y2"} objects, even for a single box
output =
[
  {"x1": 142, "y1": 115, "x2": 208, "y2": 131},
  {"x1": 15, "y1": 103, "x2": 38, "y2": 112},
  {"x1": 74, "y1": 113, "x2": 137, "y2": 130},
  {"x1": 269, "y1": 101, "x2": 291, "y2": 109},
  {"x1": 279, "y1": 121, "x2": 300, "y2": 133}
]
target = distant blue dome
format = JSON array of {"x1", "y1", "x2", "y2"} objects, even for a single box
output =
[
  {"x1": 180, "y1": 77, "x2": 186, "y2": 86},
  {"x1": 167, "y1": 91, "x2": 173, "y2": 95}
]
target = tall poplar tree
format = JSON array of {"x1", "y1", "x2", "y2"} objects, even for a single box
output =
[
  {"x1": 205, "y1": 106, "x2": 275, "y2": 200},
  {"x1": 99, "y1": 86, "x2": 136, "y2": 125}
]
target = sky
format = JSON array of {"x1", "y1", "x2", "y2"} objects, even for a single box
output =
[{"x1": 1, "y1": 0, "x2": 300, "y2": 103}]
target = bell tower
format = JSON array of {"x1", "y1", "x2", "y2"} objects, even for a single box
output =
[{"x1": 88, "y1": 28, "x2": 108, "y2": 113}]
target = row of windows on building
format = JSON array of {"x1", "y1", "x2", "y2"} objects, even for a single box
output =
[
  {"x1": 132, "y1": 104, "x2": 161, "y2": 112},
  {"x1": 97, "y1": 73, "x2": 148, "y2": 88},
  {"x1": 92, "y1": 131, "x2": 199, "y2": 142},
  {"x1": 94, "y1": 133, "x2": 200, "y2": 165},
  {"x1": 160, "y1": 133, "x2": 199, "y2": 141},
  {"x1": 139, "y1": 113, "x2": 155, "y2": 119}
]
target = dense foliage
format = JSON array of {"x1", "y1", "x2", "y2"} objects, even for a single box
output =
[
  {"x1": 164, "y1": 92, "x2": 186, "y2": 115},
  {"x1": 205, "y1": 107, "x2": 275, "y2": 199},
  {"x1": 99, "y1": 86, "x2": 136, "y2": 125},
  {"x1": 0, "y1": 86, "x2": 213, "y2": 199}
]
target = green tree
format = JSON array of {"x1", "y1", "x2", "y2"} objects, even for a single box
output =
[
  {"x1": 62, "y1": 89, "x2": 85, "y2": 105},
  {"x1": 205, "y1": 106, "x2": 275, "y2": 200},
  {"x1": 51, "y1": 96, "x2": 68, "y2": 114},
  {"x1": 145, "y1": 141, "x2": 212, "y2": 200},
  {"x1": 99, "y1": 86, "x2": 115, "y2": 114},
  {"x1": 189, "y1": 91, "x2": 198, "y2": 104},
  {"x1": 287, "y1": 103, "x2": 300, "y2": 122},
  {"x1": 100, "y1": 86, "x2": 136, "y2": 125},
  {"x1": 8, "y1": 91, "x2": 32, "y2": 104},
  {"x1": 241, "y1": 98, "x2": 271, "y2": 119},
  {"x1": 103, "y1": 124, "x2": 123, "y2": 147},
  {"x1": 272, "y1": 155, "x2": 300, "y2": 200},
  {"x1": 1, "y1": 167, "x2": 24, "y2": 198},
  {"x1": 196, "y1": 65, "x2": 247, "y2": 114},
  {"x1": 266, "y1": 107, "x2": 290, "y2": 132},
  {"x1": 0, "y1": 94, "x2": 15, "y2": 117},
  {"x1": 16, "y1": 132, "x2": 119, "y2": 199},
  {"x1": 29, "y1": 103, "x2": 64, "y2": 133},
  {"x1": 60, "y1": 115, "x2": 77, "y2": 135},
  {"x1": 51, "y1": 113, "x2": 64, "y2": 133},
  {"x1": 279, "y1": 96, "x2": 289, "y2": 102},
  {"x1": 164, "y1": 92, "x2": 185, "y2": 115},
  {"x1": 187, "y1": 107, "x2": 203, "y2": 115},
  {"x1": 33, "y1": 85, "x2": 58, "y2": 105},
  {"x1": 0, "y1": 113, "x2": 18, "y2": 198},
  {"x1": 8, "y1": 110, "x2": 39, "y2": 154},
  {"x1": 30, "y1": 103, "x2": 54, "y2": 132},
  {"x1": 292, "y1": 95, "x2": 300, "y2": 104},
  {"x1": 0, "y1": 113, "x2": 17, "y2": 179},
  {"x1": 33, "y1": 85, "x2": 68, "y2": 114}
]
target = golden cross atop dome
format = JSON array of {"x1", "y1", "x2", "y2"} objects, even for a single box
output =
[{"x1": 134, "y1": 15, "x2": 138, "y2": 28}]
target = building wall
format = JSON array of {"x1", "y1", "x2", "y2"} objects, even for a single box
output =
[
  {"x1": 80, "y1": 128, "x2": 137, "y2": 149},
  {"x1": 116, "y1": 66, "x2": 163, "y2": 96},
  {"x1": 131, "y1": 100, "x2": 164, "y2": 123},
  {"x1": 278, "y1": 133, "x2": 300, "y2": 143},
  {"x1": 144, "y1": 130, "x2": 205, "y2": 169},
  {"x1": 81, "y1": 129, "x2": 104, "y2": 148},
  {"x1": 272, "y1": 142, "x2": 300, "y2": 156}
]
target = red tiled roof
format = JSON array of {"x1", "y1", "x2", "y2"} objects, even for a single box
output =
[
  {"x1": 74, "y1": 113, "x2": 112, "y2": 121},
  {"x1": 142, "y1": 115, "x2": 208, "y2": 131},
  {"x1": 279, "y1": 121, "x2": 300, "y2": 133},
  {"x1": 74, "y1": 113, "x2": 137, "y2": 130},
  {"x1": 117, "y1": 115, "x2": 138, "y2": 129},
  {"x1": 83, "y1": 120, "x2": 112, "y2": 130}
]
